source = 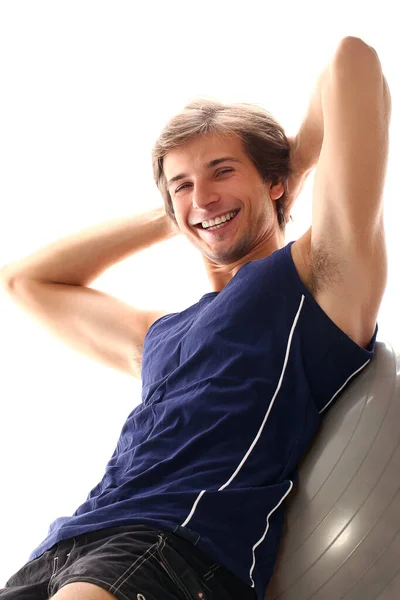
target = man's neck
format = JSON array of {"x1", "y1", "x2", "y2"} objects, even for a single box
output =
[{"x1": 203, "y1": 235, "x2": 286, "y2": 293}]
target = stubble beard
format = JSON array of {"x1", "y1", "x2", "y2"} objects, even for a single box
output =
[{"x1": 196, "y1": 195, "x2": 273, "y2": 265}]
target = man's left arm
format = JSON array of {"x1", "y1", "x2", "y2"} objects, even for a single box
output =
[
  {"x1": 291, "y1": 37, "x2": 391, "y2": 177},
  {"x1": 291, "y1": 36, "x2": 392, "y2": 348}
]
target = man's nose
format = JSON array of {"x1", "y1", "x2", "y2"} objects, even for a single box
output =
[{"x1": 192, "y1": 182, "x2": 220, "y2": 209}]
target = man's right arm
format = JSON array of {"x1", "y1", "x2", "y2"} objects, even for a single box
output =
[{"x1": 0, "y1": 207, "x2": 178, "y2": 378}]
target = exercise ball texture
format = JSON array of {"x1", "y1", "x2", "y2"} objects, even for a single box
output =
[{"x1": 266, "y1": 341, "x2": 400, "y2": 600}]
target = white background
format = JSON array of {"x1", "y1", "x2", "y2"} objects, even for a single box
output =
[{"x1": 0, "y1": 0, "x2": 398, "y2": 586}]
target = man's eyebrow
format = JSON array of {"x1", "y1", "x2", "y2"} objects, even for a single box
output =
[{"x1": 166, "y1": 156, "x2": 242, "y2": 188}]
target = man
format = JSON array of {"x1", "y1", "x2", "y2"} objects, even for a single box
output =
[{"x1": 0, "y1": 37, "x2": 391, "y2": 600}]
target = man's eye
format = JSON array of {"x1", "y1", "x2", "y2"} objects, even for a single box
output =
[
  {"x1": 175, "y1": 168, "x2": 233, "y2": 194},
  {"x1": 175, "y1": 183, "x2": 191, "y2": 193},
  {"x1": 217, "y1": 168, "x2": 233, "y2": 177}
]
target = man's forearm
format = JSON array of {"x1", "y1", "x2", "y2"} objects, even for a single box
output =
[
  {"x1": 1, "y1": 206, "x2": 177, "y2": 288},
  {"x1": 293, "y1": 37, "x2": 390, "y2": 175},
  {"x1": 292, "y1": 65, "x2": 328, "y2": 175}
]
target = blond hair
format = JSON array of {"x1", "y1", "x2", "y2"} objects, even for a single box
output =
[{"x1": 152, "y1": 98, "x2": 293, "y2": 234}]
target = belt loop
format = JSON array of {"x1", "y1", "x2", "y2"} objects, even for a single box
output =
[{"x1": 174, "y1": 525, "x2": 201, "y2": 546}]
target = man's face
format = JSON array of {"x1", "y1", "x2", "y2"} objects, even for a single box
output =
[{"x1": 163, "y1": 132, "x2": 283, "y2": 265}]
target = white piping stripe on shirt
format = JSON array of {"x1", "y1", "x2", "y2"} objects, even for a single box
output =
[
  {"x1": 319, "y1": 358, "x2": 371, "y2": 415},
  {"x1": 244, "y1": 295, "x2": 305, "y2": 588},
  {"x1": 248, "y1": 479, "x2": 294, "y2": 588},
  {"x1": 181, "y1": 295, "x2": 306, "y2": 587},
  {"x1": 180, "y1": 293, "x2": 372, "y2": 589}
]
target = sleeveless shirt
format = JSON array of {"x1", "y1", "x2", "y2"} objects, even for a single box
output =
[{"x1": 28, "y1": 241, "x2": 378, "y2": 599}]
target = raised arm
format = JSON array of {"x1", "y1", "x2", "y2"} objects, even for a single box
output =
[
  {"x1": 0, "y1": 206, "x2": 178, "y2": 287},
  {"x1": 0, "y1": 208, "x2": 179, "y2": 378}
]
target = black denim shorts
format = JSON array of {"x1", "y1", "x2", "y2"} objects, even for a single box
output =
[{"x1": 1, "y1": 524, "x2": 256, "y2": 600}]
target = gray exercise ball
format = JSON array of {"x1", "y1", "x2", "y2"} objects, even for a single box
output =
[{"x1": 266, "y1": 340, "x2": 400, "y2": 600}]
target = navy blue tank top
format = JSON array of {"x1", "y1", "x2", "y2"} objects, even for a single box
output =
[{"x1": 29, "y1": 241, "x2": 378, "y2": 599}]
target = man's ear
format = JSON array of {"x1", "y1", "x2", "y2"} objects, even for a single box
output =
[{"x1": 268, "y1": 181, "x2": 285, "y2": 200}]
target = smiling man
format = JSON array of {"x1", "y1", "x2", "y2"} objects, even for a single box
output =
[
  {"x1": 0, "y1": 36, "x2": 391, "y2": 600},
  {"x1": 163, "y1": 132, "x2": 286, "y2": 286}
]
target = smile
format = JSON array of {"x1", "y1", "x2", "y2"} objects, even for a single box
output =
[{"x1": 198, "y1": 209, "x2": 240, "y2": 233}]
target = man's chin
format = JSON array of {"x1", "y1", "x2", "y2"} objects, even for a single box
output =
[
  {"x1": 199, "y1": 240, "x2": 252, "y2": 266},
  {"x1": 181, "y1": 226, "x2": 250, "y2": 262}
]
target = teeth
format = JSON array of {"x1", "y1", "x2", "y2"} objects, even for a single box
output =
[{"x1": 202, "y1": 210, "x2": 238, "y2": 229}]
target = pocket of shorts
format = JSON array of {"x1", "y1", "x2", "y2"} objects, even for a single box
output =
[
  {"x1": 47, "y1": 539, "x2": 77, "y2": 598},
  {"x1": 156, "y1": 534, "x2": 213, "y2": 600}
]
